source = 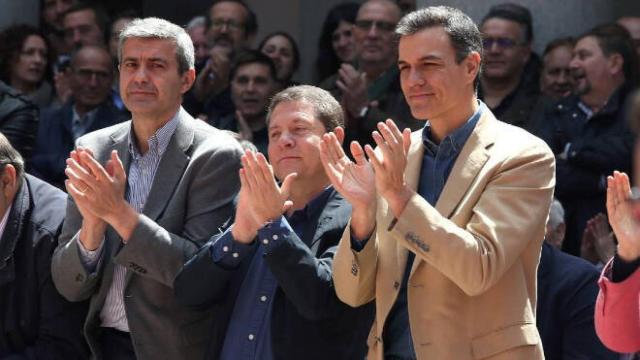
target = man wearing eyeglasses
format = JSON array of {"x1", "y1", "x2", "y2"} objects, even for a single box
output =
[
  {"x1": 478, "y1": 3, "x2": 540, "y2": 129},
  {"x1": 321, "y1": 0, "x2": 422, "y2": 148},
  {"x1": 31, "y1": 46, "x2": 127, "y2": 189},
  {"x1": 187, "y1": 0, "x2": 259, "y2": 126}
]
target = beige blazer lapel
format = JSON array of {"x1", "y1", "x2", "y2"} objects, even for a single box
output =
[{"x1": 408, "y1": 112, "x2": 497, "y2": 278}]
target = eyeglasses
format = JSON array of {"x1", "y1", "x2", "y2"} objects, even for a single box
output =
[
  {"x1": 210, "y1": 18, "x2": 243, "y2": 31},
  {"x1": 482, "y1": 37, "x2": 523, "y2": 50},
  {"x1": 354, "y1": 20, "x2": 396, "y2": 33},
  {"x1": 73, "y1": 68, "x2": 112, "y2": 82}
]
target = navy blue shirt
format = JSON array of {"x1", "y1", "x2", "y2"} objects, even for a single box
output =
[
  {"x1": 212, "y1": 187, "x2": 334, "y2": 360},
  {"x1": 382, "y1": 102, "x2": 484, "y2": 359}
]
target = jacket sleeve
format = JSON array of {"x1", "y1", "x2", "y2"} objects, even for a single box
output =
[
  {"x1": 262, "y1": 216, "x2": 358, "y2": 320},
  {"x1": 595, "y1": 259, "x2": 640, "y2": 353},
  {"x1": 174, "y1": 228, "x2": 252, "y2": 309},
  {"x1": 34, "y1": 228, "x2": 89, "y2": 359}
]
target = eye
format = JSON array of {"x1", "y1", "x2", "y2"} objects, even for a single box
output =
[{"x1": 269, "y1": 131, "x2": 281, "y2": 139}]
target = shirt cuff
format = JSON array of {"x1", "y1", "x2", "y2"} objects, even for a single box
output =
[
  {"x1": 211, "y1": 226, "x2": 255, "y2": 268},
  {"x1": 77, "y1": 237, "x2": 104, "y2": 273},
  {"x1": 611, "y1": 253, "x2": 640, "y2": 282},
  {"x1": 257, "y1": 216, "x2": 290, "y2": 253},
  {"x1": 350, "y1": 230, "x2": 371, "y2": 252}
]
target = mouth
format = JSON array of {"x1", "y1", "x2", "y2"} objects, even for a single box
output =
[{"x1": 407, "y1": 93, "x2": 434, "y2": 101}]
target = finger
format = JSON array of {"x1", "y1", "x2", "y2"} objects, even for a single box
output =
[
  {"x1": 615, "y1": 171, "x2": 630, "y2": 202},
  {"x1": 282, "y1": 199, "x2": 294, "y2": 214},
  {"x1": 606, "y1": 176, "x2": 616, "y2": 217},
  {"x1": 280, "y1": 172, "x2": 298, "y2": 199},
  {"x1": 110, "y1": 150, "x2": 126, "y2": 182},
  {"x1": 364, "y1": 144, "x2": 383, "y2": 171},
  {"x1": 66, "y1": 158, "x2": 97, "y2": 190},
  {"x1": 402, "y1": 128, "x2": 412, "y2": 154},
  {"x1": 255, "y1": 152, "x2": 275, "y2": 185},
  {"x1": 65, "y1": 179, "x2": 88, "y2": 200},
  {"x1": 385, "y1": 119, "x2": 404, "y2": 142},
  {"x1": 243, "y1": 151, "x2": 261, "y2": 191},
  {"x1": 319, "y1": 140, "x2": 343, "y2": 184},
  {"x1": 372, "y1": 131, "x2": 391, "y2": 160},
  {"x1": 351, "y1": 141, "x2": 368, "y2": 166},
  {"x1": 377, "y1": 122, "x2": 399, "y2": 147},
  {"x1": 79, "y1": 151, "x2": 109, "y2": 181}
]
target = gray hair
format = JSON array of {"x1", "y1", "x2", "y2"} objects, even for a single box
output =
[
  {"x1": 267, "y1": 85, "x2": 344, "y2": 132},
  {"x1": 547, "y1": 199, "x2": 565, "y2": 230},
  {"x1": 0, "y1": 133, "x2": 24, "y2": 181},
  {"x1": 186, "y1": 16, "x2": 206, "y2": 31},
  {"x1": 118, "y1": 17, "x2": 194, "y2": 74}
]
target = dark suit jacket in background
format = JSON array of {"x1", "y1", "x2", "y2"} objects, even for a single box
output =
[
  {"x1": 537, "y1": 242, "x2": 617, "y2": 360},
  {"x1": 51, "y1": 108, "x2": 243, "y2": 360},
  {"x1": 29, "y1": 101, "x2": 128, "y2": 189},
  {"x1": 0, "y1": 175, "x2": 88, "y2": 359},
  {"x1": 174, "y1": 189, "x2": 374, "y2": 360}
]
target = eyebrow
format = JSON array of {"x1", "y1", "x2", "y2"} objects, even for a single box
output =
[{"x1": 398, "y1": 55, "x2": 443, "y2": 65}]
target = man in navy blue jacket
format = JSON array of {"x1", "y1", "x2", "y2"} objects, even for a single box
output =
[
  {"x1": 174, "y1": 85, "x2": 373, "y2": 360},
  {"x1": 30, "y1": 46, "x2": 126, "y2": 188}
]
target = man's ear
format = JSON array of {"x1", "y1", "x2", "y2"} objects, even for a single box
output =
[
  {"x1": 181, "y1": 68, "x2": 197, "y2": 94},
  {"x1": 334, "y1": 126, "x2": 345, "y2": 145},
  {"x1": 608, "y1": 53, "x2": 624, "y2": 76},
  {"x1": 465, "y1": 52, "x2": 481, "y2": 86},
  {"x1": 1, "y1": 164, "x2": 18, "y2": 199}
]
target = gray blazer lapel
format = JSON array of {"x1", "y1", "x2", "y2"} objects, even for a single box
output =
[{"x1": 142, "y1": 110, "x2": 194, "y2": 221}]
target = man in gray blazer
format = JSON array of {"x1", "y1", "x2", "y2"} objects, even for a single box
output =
[{"x1": 51, "y1": 17, "x2": 243, "y2": 359}]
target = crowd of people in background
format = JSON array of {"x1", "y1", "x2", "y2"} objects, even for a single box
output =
[{"x1": 0, "y1": 0, "x2": 639, "y2": 359}]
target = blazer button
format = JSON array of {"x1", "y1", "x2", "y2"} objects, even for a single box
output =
[
  {"x1": 75, "y1": 274, "x2": 84, "y2": 282},
  {"x1": 393, "y1": 281, "x2": 400, "y2": 290}
]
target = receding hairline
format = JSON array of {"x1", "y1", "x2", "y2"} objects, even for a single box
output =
[{"x1": 357, "y1": 0, "x2": 402, "y2": 21}]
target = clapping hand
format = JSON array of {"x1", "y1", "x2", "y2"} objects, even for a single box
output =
[
  {"x1": 231, "y1": 150, "x2": 296, "y2": 244},
  {"x1": 606, "y1": 171, "x2": 640, "y2": 261}
]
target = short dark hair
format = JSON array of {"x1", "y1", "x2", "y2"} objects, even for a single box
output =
[
  {"x1": 267, "y1": 85, "x2": 344, "y2": 131},
  {"x1": 206, "y1": 0, "x2": 258, "y2": 38},
  {"x1": 396, "y1": 6, "x2": 483, "y2": 91},
  {"x1": 0, "y1": 133, "x2": 24, "y2": 182},
  {"x1": 481, "y1": 3, "x2": 533, "y2": 44},
  {"x1": 579, "y1": 23, "x2": 639, "y2": 87},
  {"x1": 229, "y1": 50, "x2": 277, "y2": 82},
  {"x1": 62, "y1": 2, "x2": 110, "y2": 40},
  {"x1": 542, "y1": 37, "x2": 575, "y2": 58},
  {"x1": 258, "y1": 31, "x2": 300, "y2": 74}
]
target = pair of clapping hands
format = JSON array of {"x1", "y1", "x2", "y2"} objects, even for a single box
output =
[
  {"x1": 64, "y1": 148, "x2": 130, "y2": 250},
  {"x1": 230, "y1": 119, "x2": 413, "y2": 244}
]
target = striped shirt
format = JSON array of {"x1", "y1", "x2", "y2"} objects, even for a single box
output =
[{"x1": 79, "y1": 111, "x2": 180, "y2": 332}]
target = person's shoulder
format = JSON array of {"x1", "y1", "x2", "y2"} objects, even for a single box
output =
[
  {"x1": 0, "y1": 81, "x2": 37, "y2": 116},
  {"x1": 186, "y1": 117, "x2": 244, "y2": 158},
  {"x1": 24, "y1": 174, "x2": 67, "y2": 234},
  {"x1": 487, "y1": 109, "x2": 552, "y2": 155},
  {"x1": 77, "y1": 120, "x2": 131, "y2": 148}
]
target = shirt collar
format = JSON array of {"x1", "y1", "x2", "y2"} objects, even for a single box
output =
[
  {"x1": 288, "y1": 186, "x2": 333, "y2": 221},
  {"x1": 421, "y1": 100, "x2": 484, "y2": 156},
  {"x1": 128, "y1": 109, "x2": 181, "y2": 159}
]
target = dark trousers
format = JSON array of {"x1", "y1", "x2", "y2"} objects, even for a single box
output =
[{"x1": 100, "y1": 327, "x2": 136, "y2": 360}]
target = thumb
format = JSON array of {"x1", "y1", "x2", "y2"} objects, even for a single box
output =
[
  {"x1": 110, "y1": 150, "x2": 126, "y2": 182},
  {"x1": 280, "y1": 172, "x2": 298, "y2": 199}
]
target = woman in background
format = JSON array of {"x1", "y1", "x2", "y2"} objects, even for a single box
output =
[
  {"x1": 314, "y1": 2, "x2": 359, "y2": 83},
  {"x1": 0, "y1": 24, "x2": 53, "y2": 108},
  {"x1": 259, "y1": 31, "x2": 300, "y2": 88}
]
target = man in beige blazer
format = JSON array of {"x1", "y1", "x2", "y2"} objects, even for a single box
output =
[{"x1": 320, "y1": 6, "x2": 555, "y2": 360}]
